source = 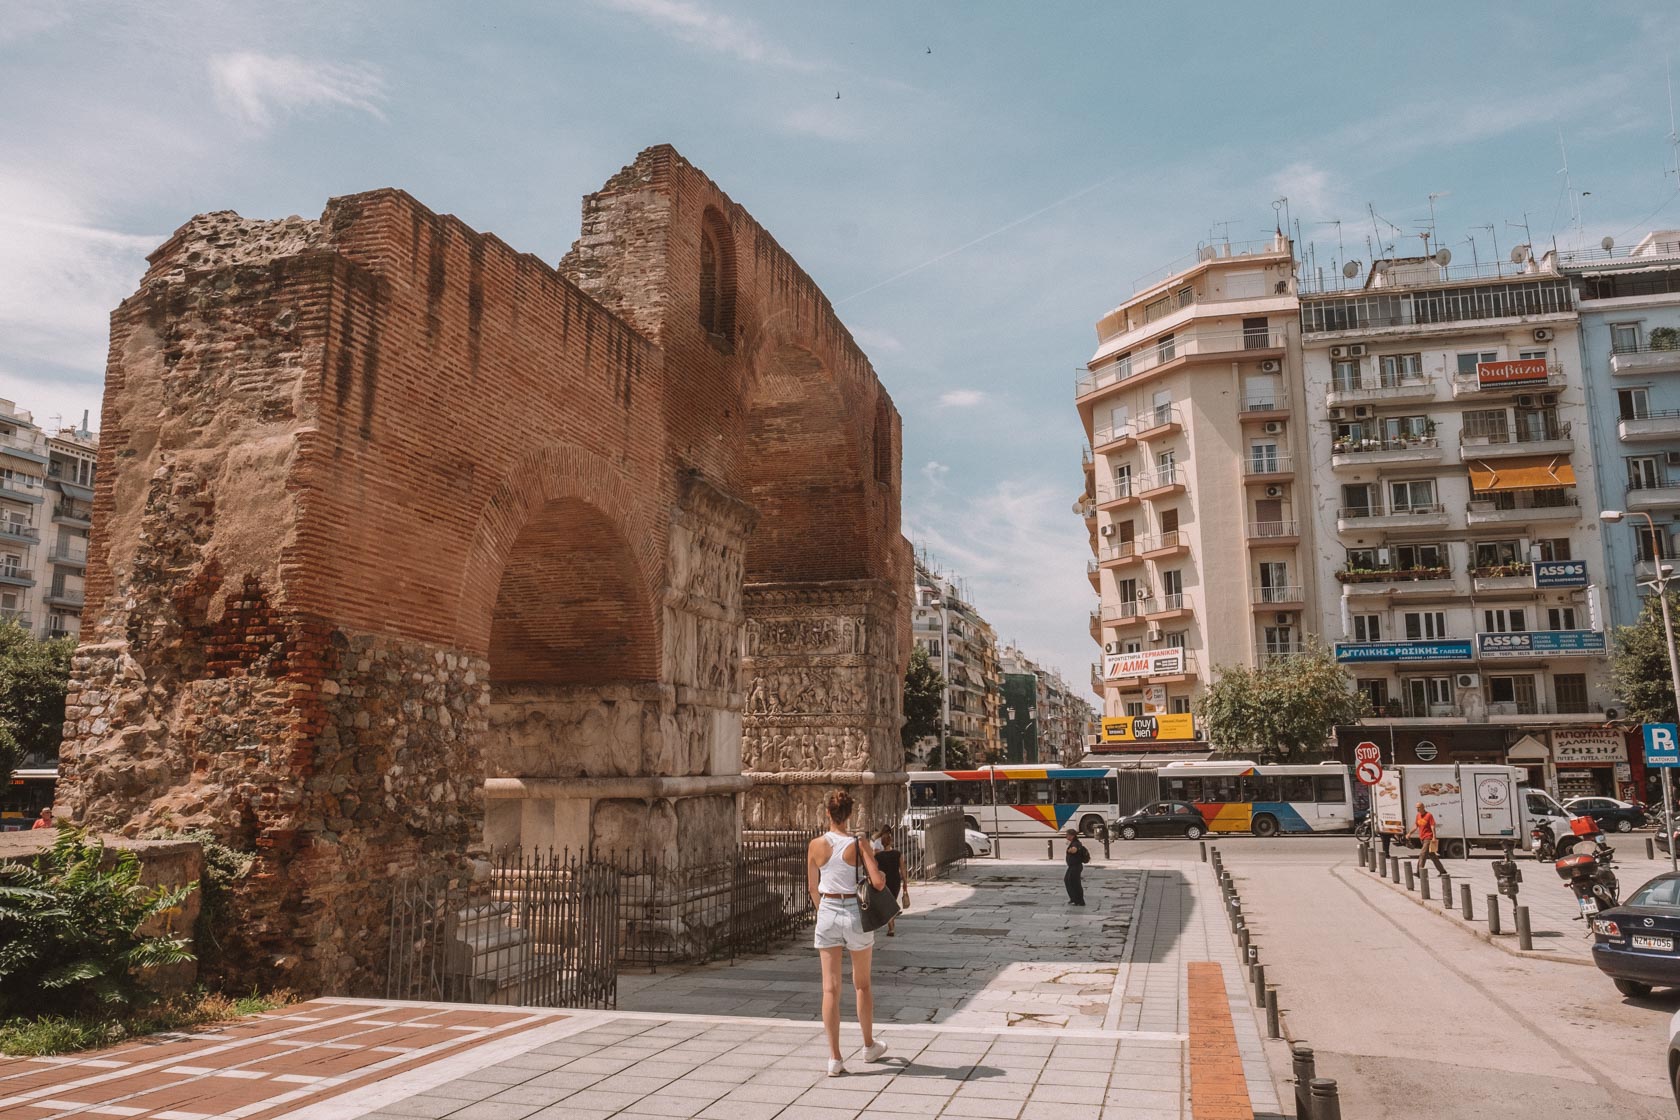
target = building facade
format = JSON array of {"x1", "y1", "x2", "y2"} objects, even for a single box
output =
[
  {"x1": 1077, "y1": 235, "x2": 1306, "y2": 744},
  {"x1": 911, "y1": 559, "x2": 1004, "y2": 766},
  {"x1": 0, "y1": 400, "x2": 95, "y2": 643},
  {"x1": 1000, "y1": 642, "x2": 1097, "y2": 765}
]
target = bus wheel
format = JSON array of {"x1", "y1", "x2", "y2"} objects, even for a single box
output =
[
  {"x1": 1080, "y1": 815, "x2": 1104, "y2": 837},
  {"x1": 1251, "y1": 815, "x2": 1279, "y2": 838}
]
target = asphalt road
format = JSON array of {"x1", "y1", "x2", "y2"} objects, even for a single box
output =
[{"x1": 1093, "y1": 832, "x2": 1680, "y2": 1119}]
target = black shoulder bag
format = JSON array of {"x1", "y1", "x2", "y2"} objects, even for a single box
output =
[{"x1": 856, "y1": 841, "x2": 901, "y2": 933}]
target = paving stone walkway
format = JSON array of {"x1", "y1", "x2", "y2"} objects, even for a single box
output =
[{"x1": 0, "y1": 857, "x2": 1284, "y2": 1120}]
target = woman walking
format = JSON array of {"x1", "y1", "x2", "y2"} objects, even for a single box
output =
[
  {"x1": 808, "y1": 790, "x2": 890, "y2": 1076},
  {"x1": 873, "y1": 826, "x2": 909, "y2": 936}
]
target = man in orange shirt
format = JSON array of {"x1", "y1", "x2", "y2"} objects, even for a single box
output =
[
  {"x1": 30, "y1": 807, "x2": 52, "y2": 830},
  {"x1": 1410, "y1": 801, "x2": 1448, "y2": 875}
]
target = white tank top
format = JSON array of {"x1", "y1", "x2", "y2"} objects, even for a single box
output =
[{"x1": 817, "y1": 831, "x2": 861, "y2": 895}]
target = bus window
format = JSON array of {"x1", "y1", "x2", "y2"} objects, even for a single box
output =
[
  {"x1": 1026, "y1": 780, "x2": 1052, "y2": 805},
  {"x1": 911, "y1": 782, "x2": 938, "y2": 808},
  {"x1": 1243, "y1": 774, "x2": 1279, "y2": 803},
  {"x1": 1314, "y1": 776, "x2": 1348, "y2": 804},
  {"x1": 1205, "y1": 776, "x2": 1240, "y2": 803},
  {"x1": 1279, "y1": 776, "x2": 1315, "y2": 803}
]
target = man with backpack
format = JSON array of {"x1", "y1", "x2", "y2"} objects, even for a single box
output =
[{"x1": 1064, "y1": 827, "x2": 1091, "y2": 905}]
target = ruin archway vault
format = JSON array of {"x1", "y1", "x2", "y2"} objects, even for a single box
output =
[{"x1": 57, "y1": 148, "x2": 911, "y2": 993}]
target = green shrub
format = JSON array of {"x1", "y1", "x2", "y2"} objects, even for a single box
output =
[
  {"x1": 0, "y1": 827, "x2": 196, "y2": 1017},
  {"x1": 0, "y1": 988, "x2": 293, "y2": 1056},
  {"x1": 141, "y1": 827, "x2": 254, "y2": 967},
  {"x1": 1651, "y1": 326, "x2": 1680, "y2": 352}
]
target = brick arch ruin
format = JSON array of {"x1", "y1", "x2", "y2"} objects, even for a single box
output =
[{"x1": 56, "y1": 146, "x2": 911, "y2": 993}]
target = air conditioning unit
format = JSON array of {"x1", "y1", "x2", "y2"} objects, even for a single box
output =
[
  {"x1": 1100, "y1": 524, "x2": 1116, "y2": 537},
  {"x1": 1103, "y1": 640, "x2": 1120, "y2": 654},
  {"x1": 1353, "y1": 405, "x2": 1372, "y2": 418},
  {"x1": 1265, "y1": 485, "x2": 1283, "y2": 498},
  {"x1": 1136, "y1": 587, "x2": 1152, "y2": 600},
  {"x1": 1515, "y1": 395, "x2": 1536, "y2": 408},
  {"x1": 1541, "y1": 393, "x2": 1559, "y2": 406},
  {"x1": 1261, "y1": 359, "x2": 1281, "y2": 373},
  {"x1": 1456, "y1": 673, "x2": 1481, "y2": 689},
  {"x1": 1263, "y1": 421, "x2": 1284, "y2": 434},
  {"x1": 1348, "y1": 344, "x2": 1368, "y2": 357},
  {"x1": 1533, "y1": 328, "x2": 1554, "y2": 342},
  {"x1": 1275, "y1": 612, "x2": 1292, "y2": 625},
  {"x1": 1666, "y1": 452, "x2": 1680, "y2": 468},
  {"x1": 1327, "y1": 407, "x2": 1347, "y2": 420},
  {"x1": 1331, "y1": 345, "x2": 1348, "y2": 359},
  {"x1": 1146, "y1": 627, "x2": 1164, "y2": 642}
]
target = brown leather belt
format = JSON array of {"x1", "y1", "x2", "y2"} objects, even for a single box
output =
[{"x1": 819, "y1": 892, "x2": 856, "y2": 899}]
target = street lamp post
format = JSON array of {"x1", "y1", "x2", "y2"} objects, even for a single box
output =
[{"x1": 1601, "y1": 508, "x2": 1680, "y2": 872}]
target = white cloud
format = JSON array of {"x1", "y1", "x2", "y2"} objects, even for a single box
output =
[
  {"x1": 594, "y1": 0, "x2": 802, "y2": 69},
  {"x1": 850, "y1": 326, "x2": 904, "y2": 355},
  {"x1": 208, "y1": 52, "x2": 386, "y2": 129},
  {"x1": 778, "y1": 104, "x2": 866, "y2": 142},
  {"x1": 921, "y1": 460, "x2": 950, "y2": 488},
  {"x1": 938, "y1": 389, "x2": 989, "y2": 408},
  {"x1": 1270, "y1": 161, "x2": 1337, "y2": 217}
]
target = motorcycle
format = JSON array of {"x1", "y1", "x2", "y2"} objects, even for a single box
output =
[
  {"x1": 1529, "y1": 821, "x2": 1556, "y2": 862},
  {"x1": 1553, "y1": 835, "x2": 1619, "y2": 925}
]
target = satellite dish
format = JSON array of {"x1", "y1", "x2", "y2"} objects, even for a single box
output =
[
  {"x1": 1197, "y1": 246, "x2": 1218, "y2": 262},
  {"x1": 1601, "y1": 236, "x2": 1615, "y2": 251},
  {"x1": 1510, "y1": 244, "x2": 1531, "y2": 264},
  {"x1": 1342, "y1": 260, "x2": 1361, "y2": 278},
  {"x1": 1434, "y1": 247, "x2": 1452, "y2": 266}
]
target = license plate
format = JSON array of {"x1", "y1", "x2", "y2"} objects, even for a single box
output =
[
  {"x1": 1578, "y1": 897, "x2": 1599, "y2": 915},
  {"x1": 1634, "y1": 934, "x2": 1674, "y2": 952}
]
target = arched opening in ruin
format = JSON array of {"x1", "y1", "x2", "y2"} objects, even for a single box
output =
[{"x1": 480, "y1": 494, "x2": 660, "y2": 855}]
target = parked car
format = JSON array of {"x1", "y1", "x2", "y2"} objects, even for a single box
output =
[
  {"x1": 1565, "y1": 796, "x2": 1648, "y2": 833},
  {"x1": 1669, "y1": 1008, "x2": 1680, "y2": 1108},
  {"x1": 1109, "y1": 800, "x2": 1208, "y2": 841},
  {"x1": 1590, "y1": 871, "x2": 1680, "y2": 997},
  {"x1": 1654, "y1": 824, "x2": 1680, "y2": 854},
  {"x1": 963, "y1": 828, "x2": 992, "y2": 858}
]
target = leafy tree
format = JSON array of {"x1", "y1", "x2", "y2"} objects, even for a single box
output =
[
  {"x1": 901, "y1": 645, "x2": 945, "y2": 749},
  {"x1": 0, "y1": 827, "x2": 195, "y2": 1016},
  {"x1": 0, "y1": 621, "x2": 73, "y2": 782},
  {"x1": 1610, "y1": 590, "x2": 1680, "y2": 725},
  {"x1": 1195, "y1": 642, "x2": 1370, "y2": 763}
]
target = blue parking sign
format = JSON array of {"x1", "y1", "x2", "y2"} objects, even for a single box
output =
[{"x1": 1644, "y1": 723, "x2": 1680, "y2": 768}]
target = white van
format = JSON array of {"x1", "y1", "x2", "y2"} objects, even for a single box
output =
[{"x1": 1372, "y1": 764, "x2": 1575, "y2": 857}]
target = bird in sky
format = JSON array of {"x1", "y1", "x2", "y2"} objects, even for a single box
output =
[{"x1": 835, "y1": 90, "x2": 841, "y2": 99}]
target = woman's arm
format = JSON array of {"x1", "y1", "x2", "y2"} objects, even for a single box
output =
[
  {"x1": 807, "y1": 837, "x2": 826, "y2": 909},
  {"x1": 858, "y1": 837, "x2": 887, "y2": 890}
]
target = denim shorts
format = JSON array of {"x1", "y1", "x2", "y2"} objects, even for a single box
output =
[{"x1": 814, "y1": 897, "x2": 874, "y2": 951}]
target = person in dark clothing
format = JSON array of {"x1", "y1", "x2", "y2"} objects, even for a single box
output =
[
  {"x1": 873, "y1": 827, "x2": 908, "y2": 935},
  {"x1": 1064, "y1": 828, "x2": 1089, "y2": 905}
]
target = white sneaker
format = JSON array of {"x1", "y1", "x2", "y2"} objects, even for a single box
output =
[
  {"x1": 863, "y1": 1040, "x2": 888, "y2": 1062},
  {"x1": 826, "y1": 1058, "x2": 846, "y2": 1077}
]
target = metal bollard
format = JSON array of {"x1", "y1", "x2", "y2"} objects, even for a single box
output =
[
  {"x1": 1358, "y1": 844, "x2": 1367, "y2": 868},
  {"x1": 1265, "y1": 987, "x2": 1280, "y2": 1039},
  {"x1": 1253, "y1": 962, "x2": 1266, "y2": 1005},
  {"x1": 1047, "y1": 838, "x2": 1054, "y2": 860},
  {"x1": 1102, "y1": 832, "x2": 1111, "y2": 860},
  {"x1": 1292, "y1": 1045, "x2": 1316, "y2": 1118},
  {"x1": 1516, "y1": 905, "x2": 1533, "y2": 950},
  {"x1": 1420, "y1": 868, "x2": 1431, "y2": 900},
  {"x1": 1404, "y1": 862, "x2": 1415, "y2": 891},
  {"x1": 1238, "y1": 926, "x2": 1249, "y2": 956},
  {"x1": 1200, "y1": 840, "x2": 1208, "y2": 862},
  {"x1": 1442, "y1": 873, "x2": 1453, "y2": 908},
  {"x1": 1309, "y1": 1077, "x2": 1343, "y2": 1120},
  {"x1": 1460, "y1": 883, "x2": 1473, "y2": 920},
  {"x1": 1487, "y1": 894, "x2": 1501, "y2": 936},
  {"x1": 1649, "y1": 837, "x2": 1656, "y2": 861},
  {"x1": 1390, "y1": 857, "x2": 1402, "y2": 885}
]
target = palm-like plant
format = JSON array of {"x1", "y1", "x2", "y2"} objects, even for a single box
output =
[{"x1": 0, "y1": 827, "x2": 195, "y2": 1017}]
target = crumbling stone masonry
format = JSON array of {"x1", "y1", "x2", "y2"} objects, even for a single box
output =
[{"x1": 56, "y1": 146, "x2": 911, "y2": 994}]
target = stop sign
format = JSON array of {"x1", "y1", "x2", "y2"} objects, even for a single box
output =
[{"x1": 1355, "y1": 741, "x2": 1380, "y2": 764}]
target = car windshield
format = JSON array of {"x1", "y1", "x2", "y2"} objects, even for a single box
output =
[{"x1": 1629, "y1": 879, "x2": 1680, "y2": 908}]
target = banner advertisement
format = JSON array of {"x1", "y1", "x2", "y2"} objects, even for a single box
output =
[
  {"x1": 1476, "y1": 630, "x2": 1606, "y2": 658},
  {"x1": 1101, "y1": 713, "x2": 1197, "y2": 743},
  {"x1": 1475, "y1": 358, "x2": 1550, "y2": 388},
  {"x1": 1334, "y1": 640, "x2": 1475, "y2": 663},
  {"x1": 1104, "y1": 648, "x2": 1184, "y2": 680},
  {"x1": 1551, "y1": 728, "x2": 1626, "y2": 765},
  {"x1": 1532, "y1": 559, "x2": 1589, "y2": 588}
]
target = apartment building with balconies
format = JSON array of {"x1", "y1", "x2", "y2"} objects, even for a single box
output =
[
  {"x1": 0, "y1": 401, "x2": 48, "y2": 633},
  {"x1": 42, "y1": 425, "x2": 95, "y2": 641},
  {"x1": 1077, "y1": 234, "x2": 1312, "y2": 731},
  {"x1": 1298, "y1": 255, "x2": 1614, "y2": 767},
  {"x1": 911, "y1": 558, "x2": 1004, "y2": 766},
  {"x1": 1555, "y1": 231, "x2": 1680, "y2": 634}
]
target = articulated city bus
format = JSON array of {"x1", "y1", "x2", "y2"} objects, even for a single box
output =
[
  {"x1": 907, "y1": 764, "x2": 1149, "y2": 837},
  {"x1": 1151, "y1": 760, "x2": 1354, "y2": 835},
  {"x1": 1, "y1": 768, "x2": 56, "y2": 831}
]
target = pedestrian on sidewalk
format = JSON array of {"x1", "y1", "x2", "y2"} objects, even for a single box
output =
[
  {"x1": 1064, "y1": 827, "x2": 1090, "y2": 906},
  {"x1": 807, "y1": 790, "x2": 890, "y2": 1077},
  {"x1": 1411, "y1": 801, "x2": 1448, "y2": 876},
  {"x1": 872, "y1": 827, "x2": 907, "y2": 936}
]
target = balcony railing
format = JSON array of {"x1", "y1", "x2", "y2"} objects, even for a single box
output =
[
  {"x1": 1149, "y1": 593, "x2": 1187, "y2": 613},
  {"x1": 1096, "y1": 480, "x2": 1136, "y2": 505},
  {"x1": 1337, "y1": 503, "x2": 1446, "y2": 522},
  {"x1": 1253, "y1": 585, "x2": 1304, "y2": 604},
  {"x1": 1618, "y1": 409, "x2": 1680, "y2": 441},
  {"x1": 1137, "y1": 468, "x2": 1185, "y2": 494},
  {"x1": 1335, "y1": 566, "x2": 1452, "y2": 584},
  {"x1": 1326, "y1": 376, "x2": 1435, "y2": 403},
  {"x1": 1332, "y1": 435, "x2": 1439, "y2": 457},
  {"x1": 0, "y1": 609, "x2": 28, "y2": 628},
  {"x1": 1460, "y1": 421, "x2": 1572, "y2": 451},
  {"x1": 1135, "y1": 406, "x2": 1183, "y2": 436},
  {"x1": 46, "y1": 588, "x2": 84, "y2": 607},
  {"x1": 1263, "y1": 642, "x2": 1307, "y2": 661},
  {"x1": 1240, "y1": 392, "x2": 1290, "y2": 413},
  {"x1": 0, "y1": 479, "x2": 43, "y2": 501},
  {"x1": 1247, "y1": 520, "x2": 1298, "y2": 540},
  {"x1": 1469, "y1": 563, "x2": 1533, "y2": 580},
  {"x1": 1139, "y1": 531, "x2": 1188, "y2": 555},
  {"x1": 1243, "y1": 454, "x2": 1292, "y2": 476},
  {"x1": 1092, "y1": 423, "x2": 1133, "y2": 448},
  {"x1": 1465, "y1": 494, "x2": 1579, "y2": 521},
  {"x1": 1099, "y1": 540, "x2": 1139, "y2": 564},
  {"x1": 1102, "y1": 600, "x2": 1144, "y2": 622},
  {"x1": 1077, "y1": 327, "x2": 1290, "y2": 395},
  {"x1": 50, "y1": 544, "x2": 87, "y2": 565},
  {"x1": 0, "y1": 522, "x2": 38, "y2": 543},
  {"x1": 0, "y1": 567, "x2": 34, "y2": 584},
  {"x1": 53, "y1": 503, "x2": 91, "y2": 524}
]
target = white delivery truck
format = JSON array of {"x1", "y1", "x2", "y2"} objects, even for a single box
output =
[{"x1": 1372, "y1": 764, "x2": 1575, "y2": 857}]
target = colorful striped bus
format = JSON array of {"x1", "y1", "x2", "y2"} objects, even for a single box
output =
[
  {"x1": 908, "y1": 764, "x2": 1146, "y2": 837},
  {"x1": 1153, "y1": 760, "x2": 1354, "y2": 836}
]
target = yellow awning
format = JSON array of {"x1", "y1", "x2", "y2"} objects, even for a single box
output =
[{"x1": 1468, "y1": 456, "x2": 1577, "y2": 492}]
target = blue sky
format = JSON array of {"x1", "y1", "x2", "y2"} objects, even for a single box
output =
[{"x1": 5, "y1": 1, "x2": 1680, "y2": 695}]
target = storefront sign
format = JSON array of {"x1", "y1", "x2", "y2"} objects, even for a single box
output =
[
  {"x1": 1475, "y1": 630, "x2": 1607, "y2": 658},
  {"x1": 1335, "y1": 640, "x2": 1475, "y2": 663},
  {"x1": 1533, "y1": 559, "x2": 1588, "y2": 588},
  {"x1": 1105, "y1": 648, "x2": 1184, "y2": 680},
  {"x1": 1476, "y1": 358, "x2": 1551, "y2": 388},
  {"x1": 1101, "y1": 713, "x2": 1197, "y2": 743},
  {"x1": 1551, "y1": 728, "x2": 1626, "y2": 765}
]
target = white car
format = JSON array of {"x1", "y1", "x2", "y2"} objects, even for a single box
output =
[{"x1": 964, "y1": 828, "x2": 992, "y2": 858}]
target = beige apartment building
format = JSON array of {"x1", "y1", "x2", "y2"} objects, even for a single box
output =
[
  {"x1": 0, "y1": 399, "x2": 95, "y2": 642},
  {"x1": 1076, "y1": 234, "x2": 1309, "y2": 736},
  {"x1": 911, "y1": 558, "x2": 1004, "y2": 766}
]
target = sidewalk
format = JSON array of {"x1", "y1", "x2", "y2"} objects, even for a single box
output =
[{"x1": 0, "y1": 857, "x2": 1283, "y2": 1120}]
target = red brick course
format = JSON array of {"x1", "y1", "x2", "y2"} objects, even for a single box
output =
[{"x1": 1187, "y1": 961, "x2": 1254, "y2": 1120}]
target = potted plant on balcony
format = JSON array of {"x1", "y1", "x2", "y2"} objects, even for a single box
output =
[{"x1": 1652, "y1": 327, "x2": 1680, "y2": 352}]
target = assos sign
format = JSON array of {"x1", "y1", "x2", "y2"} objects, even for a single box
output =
[
  {"x1": 1476, "y1": 631, "x2": 1607, "y2": 657},
  {"x1": 1533, "y1": 559, "x2": 1588, "y2": 589}
]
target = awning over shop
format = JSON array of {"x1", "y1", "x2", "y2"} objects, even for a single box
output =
[{"x1": 1468, "y1": 456, "x2": 1576, "y2": 492}]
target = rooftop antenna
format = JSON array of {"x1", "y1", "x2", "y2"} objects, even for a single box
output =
[
  {"x1": 1558, "y1": 129, "x2": 1583, "y2": 242},
  {"x1": 1668, "y1": 61, "x2": 1680, "y2": 187},
  {"x1": 1427, "y1": 192, "x2": 1443, "y2": 245},
  {"x1": 1209, "y1": 219, "x2": 1236, "y2": 246},
  {"x1": 1473, "y1": 223, "x2": 1501, "y2": 276}
]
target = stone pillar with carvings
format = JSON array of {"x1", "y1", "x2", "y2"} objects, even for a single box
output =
[{"x1": 740, "y1": 581, "x2": 908, "y2": 832}]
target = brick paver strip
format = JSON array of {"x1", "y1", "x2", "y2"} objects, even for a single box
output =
[
  {"x1": 0, "y1": 1000, "x2": 566, "y2": 1120},
  {"x1": 1187, "y1": 961, "x2": 1253, "y2": 1120}
]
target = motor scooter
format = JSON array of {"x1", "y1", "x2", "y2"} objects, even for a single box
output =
[
  {"x1": 1529, "y1": 820, "x2": 1555, "y2": 862},
  {"x1": 1553, "y1": 826, "x2": 1619, "y2": 926}
]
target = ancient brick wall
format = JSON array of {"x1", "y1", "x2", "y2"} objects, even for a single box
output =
[{"x1": 58, "y1": 146, "x2": 910, "y2": 994}]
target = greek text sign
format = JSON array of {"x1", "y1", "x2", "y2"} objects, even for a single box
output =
[
  {"x1": 1476, "y1": 358, "x2": 1551, "y2": 388},
  {"x1": 1104, "y1": 648, "x2": 1185, "y2": 680},
  {"x1": 1532, "y1": 559, "x2": 1588, "y2": 588},
  {"x1": 1334, "y1": 640, "x2": 1475, "y2": 663},
  {"x1": 1475, "y1": 630, "x2": 1606, "y2": 658}
]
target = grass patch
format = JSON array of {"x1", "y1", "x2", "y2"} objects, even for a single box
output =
[{"x1": 0, "y1": 988, "x2": 294, "y2": 1057}]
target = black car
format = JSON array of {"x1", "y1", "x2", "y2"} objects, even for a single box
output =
[
  {"x1": 1565, "y1": 796, "x2": 1648, "y2": 834},
  {"x1": 1590, "y1": 872, "x2": 1680, "y2": 997},
  {"x1": 1110, "y1": 800, "x2": 1208, "y2": 841}
]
